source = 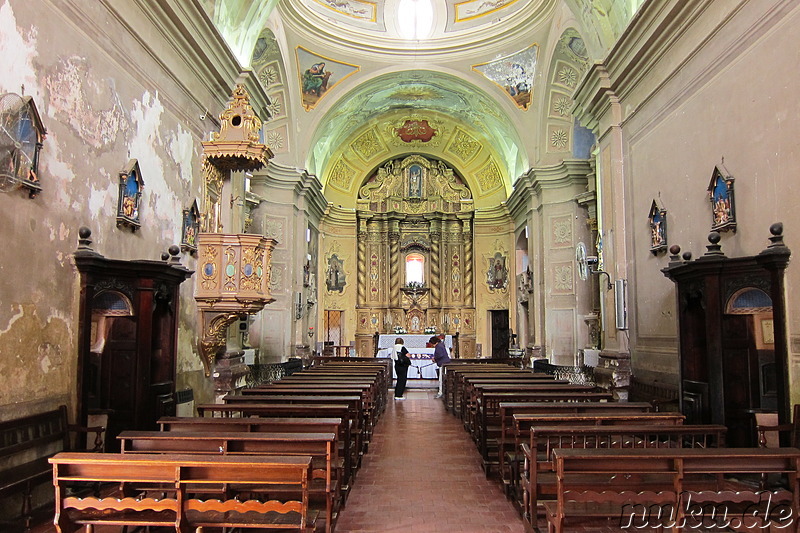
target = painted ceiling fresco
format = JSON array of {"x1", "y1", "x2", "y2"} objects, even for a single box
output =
[
  {"x1": 204, "y1": 0, "x2": 642, "y2": 198},
  {"x1": 305, "y1": 70, "x2": 527, "y2": 184},
  {"x1": 472, "y1": 44, "x2": 538, "y2": 110}
]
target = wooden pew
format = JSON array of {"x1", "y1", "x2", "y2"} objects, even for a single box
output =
[
  {"x1": 50, "y1": 452, "x2": 316, "y2": 532},
  {"x1": 223, "y1": 395, "x2": 366, "y2": 460},
  {"x1": 519, "y1": 423, "x2": 724, "y2": 527},
  {"x1": 544, "y1": 447, "x2": 800, "y2": 533},
  {"x1": 159, "y1": 415, "x2": 349, "y2": 492},
  {"x1": 456, "y1": 376, "x2": 564, "y2": 419},
  {"x1": 444, "y1": 366, "x2": 544, "y2": 414},
  {"x1": 264, "y1": 379, "x2": 383, "y2": 417},
  {"x1": 196, "y1": 403, "x2": 358, "y2": 484},
  {"x1": 240, "y1": 386, "x2": 376, "y2": 442},
  {"x1": 118, "y1": 431, "x2": 340, "y2": 533},
  {"x1": 0, "y1": 406, "x2": 104, "y2": 530},
  {"x1": 472, "y1": 391, "x2": 614, "y2": 473},
  {"x1": 497, "y1": 402, "x2": 654, "y2": 495}
]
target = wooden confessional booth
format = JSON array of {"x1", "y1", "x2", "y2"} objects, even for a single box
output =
[
  {"x1": 662, "y1": 225, "x2": 791, "y2": 447},
  {"x1": 74, "y1": 230, "x2": 192, "y2": 451}
]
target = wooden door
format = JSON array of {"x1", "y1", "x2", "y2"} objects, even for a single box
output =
[
  {"x1": 721, "y1": 314, "x2": 760, "y2": 447},
  {"x1": 490, "y1": 310, "x2": 509, "y2": 359}
]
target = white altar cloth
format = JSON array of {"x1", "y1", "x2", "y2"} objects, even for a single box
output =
[{"x1": 376, "y1": 334, "x2": 453, "y2": 351}]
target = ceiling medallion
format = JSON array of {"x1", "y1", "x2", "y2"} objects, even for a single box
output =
[{"x1": 396, "y1": 119, "x2": 437, "y2": 143}]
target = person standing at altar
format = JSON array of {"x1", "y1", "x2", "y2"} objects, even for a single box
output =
[
  {"x1": 430, "y1": 336, "x2": 451, "y2": 399},
  {"x1": 391, "y1": 338, "x2": 412, "y2": 399}
]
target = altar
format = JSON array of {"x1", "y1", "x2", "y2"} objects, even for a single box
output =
[{"x1": 376, "y1": 334, "x2": 452, "y2": 380}]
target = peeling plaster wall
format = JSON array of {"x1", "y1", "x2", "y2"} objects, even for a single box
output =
[{"x1": 0, "y1": 0, "x2": 241, "y2": 424}]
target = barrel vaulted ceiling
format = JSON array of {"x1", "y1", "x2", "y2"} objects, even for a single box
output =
[{"x1": 204, "y1": 0, "x2": 644, "y2": 205}]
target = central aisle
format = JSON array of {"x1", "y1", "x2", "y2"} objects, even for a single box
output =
[{"x1": 335, "y1": 390, "x2": 526, "y2": 533}]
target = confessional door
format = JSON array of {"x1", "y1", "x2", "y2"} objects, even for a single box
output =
[{"x1": 490, "y1": 310, "x2": 509, "y2": 358}]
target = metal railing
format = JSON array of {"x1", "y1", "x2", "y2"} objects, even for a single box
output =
[
  {"x1": 533, "y1": 359, "x2": 596, "y2": 386},
  {"x1": 245, "y1": 359, "x2": 304, "y2": 387}
]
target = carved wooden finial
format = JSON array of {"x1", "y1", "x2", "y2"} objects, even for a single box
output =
[
  {"x1": 168, "y1": 245, "x2": 182, "y2": 265},
  {"x1": 768, "y1": 222, "x2": 785, "y2": 248},
  {"x1": 668, "y1": 245, "x2": 683, "y2": 267},
  {"x1": 700, "y1": 231, "x2": 725, "y2": 258},
  {"x1": 75, "y1": 226, "x2": 99, "y2": 256}
]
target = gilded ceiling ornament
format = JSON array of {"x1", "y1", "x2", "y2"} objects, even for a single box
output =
[
  {"x1": 475, "y1": 159, "x2": 502, "y2": 192},
  {"x1": 352, "y1": 129, "x2": 384, "y2": 160},
  {"x1": 328, "y1": 159, "x2": 355, "y2": 191},
  {"x1": 448, "y1": 129, "x2": 481, "y2": 162}
]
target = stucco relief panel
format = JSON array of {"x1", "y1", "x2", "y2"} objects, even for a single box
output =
[
  {"x1": 550, "y1": 215, "x2": 573, "y2": 248},
  {"x1": 266, "y1": 123, "x2": 289, "y2": 154},
  {"x1": 263, "y1": 216, "x2": 286, "y2": 246},
  {"x1": 551, "y1": 261, "x2": 574, "y2": 295},
  {"x1": 268, "y1": 262, "x2": 286, "y2": 294},
  {"x1": 547, "y1": 124, "x2": 570, "y2": 153},
  {"x1": 549, "y1": 90, "x2": 573, "y2": 120}
]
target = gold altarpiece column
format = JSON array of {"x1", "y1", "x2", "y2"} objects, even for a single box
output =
[{"x1": 354, "y1": 155, "x2": 476, "y2": 356}]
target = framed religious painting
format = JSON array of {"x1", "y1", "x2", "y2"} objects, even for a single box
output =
[
  {"x1": 708, "y1": 166, "x2": 736, "y2": 233},
  {"x1": 116, "y1": 159, "x2": 143, "y2": 231},
  {"x1": 648, "y1": 200, "x2": 667, "y2": 254},
  {"x1": 486, "y1": 252, "x2": 508, "y2": 291},
  {"x1": 181, "y1": 200, "x2": 200, "y2": 255}
]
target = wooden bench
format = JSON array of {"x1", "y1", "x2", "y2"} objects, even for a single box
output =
[
  {"x1": 223, "y1": 395, "x2": 367, "y2": 459},
  {"x1": 195, "y1": 403, "x2": 359, "y2": 484},
  {"x1": 158, "y1": 416, "x2": 350, "y2": 499},
  {"x1": 544, "y1": 447, "x2": 800, "y2": 532},
  {"x1": 471, "y1": 391, "x2": 614, "y2": 474},
  {"x1": 446, "y1": 368, "x2": 553, "y2": 414},
  {"x1": 497, "y1": 402, "x2": 654, "y2": 494},
  {"x1": 240, "y1": 386, "x2": 376, "y2": 442},
  {"x1": 0, "y1": 406, "x2": 104, "y2": 529},
  {"x1": 118, "y1": 430, "x2": 340, "y2": 533},
  {"x1": 520, "y1": 423, "x2": 726, "y2": 528},
  {"x1": 50, "y1": 452, "x2": 316, "y2": 532}
]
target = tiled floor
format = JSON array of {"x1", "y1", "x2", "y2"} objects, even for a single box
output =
[{"x1": 335, "y1": 390, "x2": 526, "y2": 533}]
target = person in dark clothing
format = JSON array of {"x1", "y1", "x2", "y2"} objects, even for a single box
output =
[
  {"x1": 391, "y1": 337, "x2": 411, "y2": 399},
  {"x1": 430, "y1": 335, "x2": 451, "y2": 398}
]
